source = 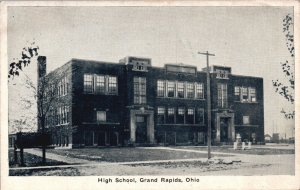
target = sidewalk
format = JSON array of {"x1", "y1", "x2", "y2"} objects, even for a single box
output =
[{"x1": 139, "y1": 146, "x2": 295, "y2": 167}]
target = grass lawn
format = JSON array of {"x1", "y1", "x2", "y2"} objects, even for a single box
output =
[
  {"x1": 174, "y1": 146, "x2": 295, "y2": 155},
  {"x1": 48, "y1": 147, "x2": 228, "y2": 162},
  {"x1": 9, "y1": 150, "x2": 71, "y2": 176},
  {"x1": 8, "y1": 150, "x2": 68, "y2": 168}
]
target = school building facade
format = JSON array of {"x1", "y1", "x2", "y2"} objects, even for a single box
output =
[{"x1": 38, "y1": 56, "x2": 264, "y2": 148}]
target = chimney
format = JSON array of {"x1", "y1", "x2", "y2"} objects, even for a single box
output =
[{"x1": 37, "y1": 56, "x2": 46, "y2": 78}]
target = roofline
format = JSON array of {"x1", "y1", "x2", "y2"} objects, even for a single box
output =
[
  {"x1": 46, "y1": 60, "x2": 72, "y2": 77},
  {"x1": 164, "y1": 63, "x2": 197, "y2": 69},
  {"x1": 71, "y1": 58, "x2": 125, "y2": 66},
  {"x1": 231, "y1": 74, "x2": 263, "y2": 79},
  {"x1": 211, "y1": 65, "x2": 232, "y2": 69},
  {"x1": 123, "y1": 56, "x2": 152, "y2": 61},
  {"x1": 45, "y1": 58, "x2": 263, "y2": 79}
]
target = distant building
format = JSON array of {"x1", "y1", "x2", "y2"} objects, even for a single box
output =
[
  {"x1": 37, "y1": 56, "x2": 264, "y2": 148},
  {"x1": 272, "y1": 133, "x2": 280, "y2": 143},
  {"x1": 264, "y1": 134, "x2": 272, "y2": 143}
]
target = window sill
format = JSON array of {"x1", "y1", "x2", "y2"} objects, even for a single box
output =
[
  {"x1": 157, "y1": 97, "x2": 205, "y2": 101},
  {"x1": 83, "y1": 92, "x2": 118, "y2": 96},
  {"x1": 234, "y1": 101, "x2": 258, "y2": 104},
  {"x1": 157, "y1": 124, "x2": 205, "y2": 126},
  {"x1": 82, "y1": 122, "x2": 121, "y2": 125},
  {"x1": 58, "y1": 94, "x2": 68, "y2": 98},
  {"x1": 132, "y1": 69, "x2": 148, "y2": 72},
  {"x1": 235, "y1": 125, "x2": 259, "y2": 127},
  {"x1": 216, "y1": 77, "x2": 229, "y2": 79},
  {"x1": 56, "y1": 123, "x2": 70, "y2": 126},
  {"x1": 61, "y1": 123, "x2": 70, "y2": 126}
]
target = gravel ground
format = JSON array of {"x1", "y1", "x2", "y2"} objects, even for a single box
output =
[{"x1": 9, "y1": 160, "x2": 264, "y2": 176}]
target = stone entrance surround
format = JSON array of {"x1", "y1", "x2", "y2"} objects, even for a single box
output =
[
  {"x1": 129, "y1": 109, "x2": 155, "y2": 144},
  {"x1": 215, "y1": 111, "x2": 235, "y2": 143}
]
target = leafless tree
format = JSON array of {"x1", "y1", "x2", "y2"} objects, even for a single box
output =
[
  {"x1": 8, "y1": 42, "x2": 72, "y2": 164},
  {"x1": 272, "y1": 14, "x2": 295, "y2": 119}
]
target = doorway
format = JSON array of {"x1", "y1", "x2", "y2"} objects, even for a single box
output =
[
  {"x1": 97, "y1": 131, "x2": 106, "y2": 146},
  {"x1": 135, "y1": 115, "x2": 147, "y2": 143},
  {"x1": 220, "y1": 117, "x2": 229, "y2": 142}
]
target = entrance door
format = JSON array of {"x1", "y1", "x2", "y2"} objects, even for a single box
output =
[
  {"x1": 220, "y1": 118, "x2": 229, "y2": 142},
  {"x1": 135, "y1": 115, "x2": 147, "y2": 143},
  {"x1": 110, "y1": 132, "x2": 118, "y2": 146},
  {"x1": 97, "y1": 132, "x2": 106, "y2": 146}
]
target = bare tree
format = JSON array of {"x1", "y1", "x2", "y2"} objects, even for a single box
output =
[
  {"x1": 8, "y1": 42, "x2": 39, "y2": 79},
  {"x1": 8, "y1": 117, "x2": 36, "y2": 134},
  {"x1": 8, "y1": 43, "x2": 72, "y2": 164},
  {"x1": 272, "y1": 14, "x2": 295, "y2": 119}
]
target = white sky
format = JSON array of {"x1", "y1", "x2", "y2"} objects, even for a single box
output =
[{"x1": 8, "y1": 6, "x2": 294, "y2": 137}]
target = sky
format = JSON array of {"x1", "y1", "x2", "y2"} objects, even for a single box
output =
[{"x1": 7, "y1": 6, "x2": 294, "y2": 137}]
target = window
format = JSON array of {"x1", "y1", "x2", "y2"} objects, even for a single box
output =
[
  {"x1": 66, "y1": 106, "x2": 69, "y2": 123},
  {"x1": 56, "y1": 106, "x2": 69, "y2": 125},
  {"x1": 84, "y1": 74, "x2": 93, "y2": 93},
  {"x1": 62, "y1": 106, "x2": 66, "y2": 124},
  {"x1": 84, "y1": 74, "x2": 118, "y2": 95},
  {"x1": 167, "y1": 107, "x2": 175, "y2": 124},
  {"x1": 95, "y1": 75, "x2": 105, "y2": 94},
  {"x1": 65, "y1": 77, "x2": 69, "y2": 95},
  {"x1": 249, "y1": 87, "x2": 256, "y2": 102},
  {"x1": 57, "y1": 81, "x2": 61, "y2": 96},
  {"x1": 186, "y1": 83, "x2": 194, "y2": 98},
  {"x1": 133, "y1": 77, "x2": 147, "y2": 104},
  {"x1": 158, "y1": 107, "x2": 165, "y2": 115},
  {"x1": 217, "y1": 83, "x2": 228, "y2": 108},
  {"x1": 58, "y1": 107, "x2": 62, "y2": 124},
  {"x1": 186, "y1": 108, "x2": 194, "y2": 124},
  {"x1": 167, "y1": 81, "x2": 175, "y2": 97},
  {"x1": 241, "y1": 87, "x2": 248, "y2": 102},
  {"x1": 60, "y1": 79, "x2": 64, "y2": 96},
  {"x1": 157, "y1": 80, "x2": 165, "y2": 97},
  {"x1": 168, "y1": 108, "x2": 175, "y2": 115},
  {"x1": 178, "y1": 108, "x2": 185, "y2": 115},
  {"x1": 195, "y1": 83, "x2": 204, "y2": 99},
  {"x1": 235, "y1": 86, "x2": 256, "y2": 103},
  {"x1": 234, "y1": 86, "x2": 240, "y2": 101},
  {"x1": 97, "y1": 111, "x2": 106, "y2": 122},
  {"x1": 177, "y1": 82, "x2": 185, "y2": 98},
  {"x1": 55, "y1": 108, "x2": 59, "y2": 125},
  {"x1": 62, "y1": 76, "x2": 68, "y2": 96},
  {"x1": 157, "y1": 107, "x2": 165, "y2": 124},
  {"x1": 108, "y1": 76, "x2": 118, "y2": 94},
  {"x1": 156, "y1": 80, "x2": 204, "y2": 100},
  {"x1": 56, "y1": 77, "x2": 68, "y2": 97},
  {"x1": 187, "y1": 108, "x2": 194, "y2": 115},
  {"x1": 234, "y1": 86, "x2": 240, "y2": 95},
  {"x1": 243, "y1": 116, "x2": 250, "y2": 125},
  {"x1": 196, "y1": 108, "x2": 204, "y2": 124},
  {"x1": 177, "y1": 107, "x2": 185, "y2": 124}
]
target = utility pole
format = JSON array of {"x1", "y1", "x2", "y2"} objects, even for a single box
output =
[{"x1": 198, "y1": 51, "x2": 215, "y2": 159}]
